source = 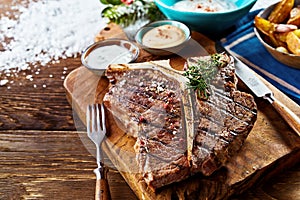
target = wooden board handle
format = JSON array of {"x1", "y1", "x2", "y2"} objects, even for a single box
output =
[
  {"x1": 95, "y1": 178, "x2": 111, "y2": 200},
  {"x1": 272, "y1": 98, "x2": 300, "y2": 137}
]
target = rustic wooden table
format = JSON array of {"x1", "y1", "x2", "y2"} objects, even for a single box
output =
[{"x1": 0, "y1": 0, "x2": 299, "y2": 199}]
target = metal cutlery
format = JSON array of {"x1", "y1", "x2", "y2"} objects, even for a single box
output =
[{"x1": 86, "y1": 103, "x2": 111, "y2": 200}]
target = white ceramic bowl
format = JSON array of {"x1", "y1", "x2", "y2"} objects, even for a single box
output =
[{"x1": 81, "y1": 39, "x2": 139, "y2": 73}]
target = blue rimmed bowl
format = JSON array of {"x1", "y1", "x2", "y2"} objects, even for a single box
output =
[{"x1": 154, "y1": 0, "x2": 257, "y2": 35}]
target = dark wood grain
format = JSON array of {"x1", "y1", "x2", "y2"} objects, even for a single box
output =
[
  {"x1": 0, "y1": 60, "x2": 80, "y2": 130},
  {"x1": 0, "y1": 0, "x2": 299, "y2": 199},
  {"x1": 0, "y1": 130, "x2": 137, "y2": 200}
]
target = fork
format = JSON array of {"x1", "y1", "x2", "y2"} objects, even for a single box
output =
[{"x1": 86, "y1": 103, "x2": 111, "y2": 200}]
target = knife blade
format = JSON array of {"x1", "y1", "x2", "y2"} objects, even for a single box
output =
[{"x1": 216, "y1": 43, "x2": 300, "y2": 137}]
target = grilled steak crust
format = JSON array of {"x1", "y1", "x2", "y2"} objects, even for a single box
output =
[
  {"x1": 103, "y1": 55, "x2": 257, "y2": 190},
  {"x1": 187, "y1": 56, "x2": 257, "y2": 175},
  {"x1": 104, "y1": 63, "x2": 191, "y2": 188},
  {"x1": 191, "y1": 90, "x2": 257, "y2": 176}
]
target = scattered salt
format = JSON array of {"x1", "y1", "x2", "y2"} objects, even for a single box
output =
[
  {"x1": 0, "y1": 80, "x2": 9, "y2": 86},
  {"x1": 25, "y1": 75, "x2": 32, "y2": 79},
  {"x1": 0, "y1": 0, "x2": 106, "y2": 85}
]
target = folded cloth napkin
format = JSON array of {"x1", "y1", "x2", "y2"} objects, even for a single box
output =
[{"x1": 221, "y1": 10, "x2": 300, "y2": 105}]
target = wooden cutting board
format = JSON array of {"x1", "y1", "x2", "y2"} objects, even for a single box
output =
[{"x1": 64, "y1": 23, "x2": 300, "y2": 200}]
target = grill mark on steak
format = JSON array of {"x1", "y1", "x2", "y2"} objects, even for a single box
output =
[
  {"x1": 106, "y1": 68, "x2": 184, "y2": 141},
  {"x1": 197, "y1": 100, "x2": 252, "y2": 129},
  {"x1": 190, "y1": 88, "x2": 256, "y2": 174},
  {"x1": 105, "y1": 94, "x2": 184, "y2": 144},
  {"x1": 115, "y1": 94, "x2": 181, "y2": 119},
  {"x1": 214, "y1": 91, "x2": 257, "y2": 115},
  {"x1": 191, "y1": 89, "x2": 257, "y2": 175},
  {"x1": 136, "y1": 135, "x2": 189, "y2": 189},
  {"x1": 110, "y1": 95, "x2": 182, "y2": 132},
  {"x1": 103, "y1": 56, "x2": 257, "y2": 190}
]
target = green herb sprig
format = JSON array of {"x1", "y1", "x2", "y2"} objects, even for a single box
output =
[
  {"x1": 183, "y1": 54, "x2": 226, "y2": 100},
  {"x1": 101, "y1": 0, "x2": 164, "y2": 27}
]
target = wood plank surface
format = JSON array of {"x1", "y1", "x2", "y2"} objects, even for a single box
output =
[
  {"x1": 0, "y1": 0, "x2": 300, "y2": 199},
  {"x1": 0, "y1": 130, "x2": 138, "y2": 200},
  {"x1": 0, "y1": 60, "x2": 78, "y2": 130},
  {"x1": 64, "y1": 23, "x2": 300, "y2": 199}
]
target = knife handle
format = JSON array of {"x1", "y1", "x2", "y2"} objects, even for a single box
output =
[
  {"x1": 272, "y1": 98, "x2": 300, "y2": 137},
  {"x1": 95, "y1": 178, "x2": 111, "y2": 200}
]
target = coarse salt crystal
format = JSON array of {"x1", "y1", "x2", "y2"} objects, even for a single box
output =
[
  {"x1": 0, "y1": 80, "x2": 9, "y2": 86},
  {"x1": 0, "y1": 0, "x2": 106, "y2": 75},
  {"x1": 26, "y1": 75, "x2": 33, "y2": 79}
]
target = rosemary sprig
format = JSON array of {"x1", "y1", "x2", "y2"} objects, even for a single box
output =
[{"x1": 183, "y1": 54, "x2": 225, "y2": 100}]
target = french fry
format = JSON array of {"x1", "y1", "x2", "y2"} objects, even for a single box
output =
[
  {"x1": 254, "y1": 16, "x2": 280, "y2": 47},
  {"x1": 274, "y1": 32, "x2": 289, "y2": 47},
  {"x1": 293, "y1": 29, "x2": 300, "y2": 37},
  {"x1": 286, "y1": 30, "x2": 300, "y2": 55},
  {"x1": 255, "y1": 16, "x2": 276, "y2": 35},
  {"x1": 268, "y1": 0, "x2": 294, "y2": 23},
  {"x1": 255, "y1": 0, "x2": 300, "y2": 56},
  {"x1": 287, "y1": 7, "x2": 300, "y2": 26}
]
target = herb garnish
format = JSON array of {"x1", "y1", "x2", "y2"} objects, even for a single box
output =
[
  {"x1": 101, "y1": 0, "x2": 164, "y2": 27},
  {"x1": 183, "y1": 53, "x2": 226, "y2": 100}
]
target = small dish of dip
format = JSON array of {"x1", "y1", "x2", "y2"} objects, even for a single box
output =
[
  {"x1": 135, "y1": 20, "x2": 191, "y2": 56},
  {"x1": 81, "y1": 39, "x2": 139, "y2": 73}
]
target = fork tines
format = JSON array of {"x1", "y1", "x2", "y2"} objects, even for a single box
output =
[{"x1": 86, "y1": 103, "x2": 106, "y2": 135}]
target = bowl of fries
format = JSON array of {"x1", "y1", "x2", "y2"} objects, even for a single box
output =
[{"x1": 254, "y1": 0, "x2": 300, "y2": 68}]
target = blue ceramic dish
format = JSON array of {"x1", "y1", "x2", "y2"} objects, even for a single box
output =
[
  {"x1": 135, "y1": 20, "x2": 191, "y2": 56},
  {"x1": 154, "y1": 0, "x2": 257, "y2": 35}
]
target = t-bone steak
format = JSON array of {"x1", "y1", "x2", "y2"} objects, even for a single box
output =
[{"x1": 103, "y1": 54, "x2": 257, "y2": 191}]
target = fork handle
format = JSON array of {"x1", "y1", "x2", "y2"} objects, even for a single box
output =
[{"x1": 95, "y1": 178, "x2": 111, "y2": 200}]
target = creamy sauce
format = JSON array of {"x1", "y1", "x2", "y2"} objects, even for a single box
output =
[
  {"x1": 172, "y1": 0, "x2": 237, "y2": 12},
  {"x1": 142, "y1": 25, "x2": 186, "y2": 49},
  {"x1": 85, "y1": 45, "x2": 133, "y2": 69}
]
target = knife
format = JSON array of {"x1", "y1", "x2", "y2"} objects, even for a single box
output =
[{"x1": 216, "y1": 44, "x2": 300, "y2": 137}]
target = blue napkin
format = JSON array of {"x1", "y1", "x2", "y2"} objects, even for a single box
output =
[{"x1": 221, "y1": 10, "x2": 300, "y2": 105}]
